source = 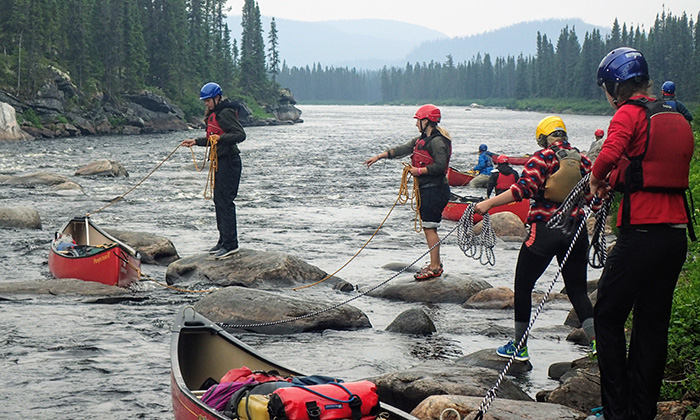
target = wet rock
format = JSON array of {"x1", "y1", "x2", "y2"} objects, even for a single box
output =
[
  {"x1": 0, "y1": 206, "x2": 42, "y2": 229},
  {"x1": 105, "y1": 229, "x2": 179, "y2": 265},
  {"x1": 194, "y1": 286, "x2": 371, "y2": 334},
  {"x1": 165, "y1": 248, "x2": 353, "y2": 290},
  {"x1": 75, "y1": 159, "x2": 129, "y2": 177},
  {"x1": 541, "y1": 359, "x2": 601, "y2": 413},
  {"x1": 368, "y1": 365, "x2": 532, "y2": 414},
  {"x1": 0, "y1": 171, "x2": 83, "y2": 191},
  {"x1": 385, "y1": 308, "x2": 436, "y2": 335},
  {"x1": 0, "y1": 278, "x2": 130, "y2": 296},
  {"x1": 368, "y1": 276, "x2": 491, "y2": 304},
  {"x1": 453, "y1": 348, "x2": 532, "y2": 375},
  {"x1": 463, "y1": 286, "x2": 514, "y2": 309},
  {"x1": 0, "y1": 102, "x2": 33, "y2": 140},
  {"x1": 411, "y1": 395, "x2": 585, "y2": 420}
]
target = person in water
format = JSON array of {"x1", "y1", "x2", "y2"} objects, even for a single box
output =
[
  {"x1": 364, "y1": 104, "x2": 452, "y2": 281},
  {"x1": 474, "y1": 116, "x2": 596, "y2": 363},
  {"x1": 470, "y1": 143, "x2": 494, "y2": 188},
  {"x1": 486, "y1": 155, "x2": 519, "y2": 198},
  {"x1": 181, "y1": 82, "x2": 246, "y2": 259},
  {"x1": 587, "y1": 48, "x2": 694, "y2": 420}
]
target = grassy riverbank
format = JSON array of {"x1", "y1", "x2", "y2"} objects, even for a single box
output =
[{"x1": 663, "y1": 123, "x2": 700, "y2": 403}]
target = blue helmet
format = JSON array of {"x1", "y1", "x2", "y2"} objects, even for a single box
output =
[
  {"x1": 199, "y1": 82, "x2": 222, "y2": 100},
  {"x1": 479, "y1": 144, "x2": 488, "y2": 152},
  {"x1": 662, "y1": 80, "x2": 676, "y2": 95},
  {"x1": 597, "y1": 47, "x2": 648, "y2": 95}
]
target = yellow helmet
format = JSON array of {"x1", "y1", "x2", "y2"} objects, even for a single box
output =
[{"x1": 536, "y1": 116, "x2": 567, "y2": 139}]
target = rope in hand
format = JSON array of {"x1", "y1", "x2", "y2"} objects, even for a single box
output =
[
  {"x1": 399, "y1": 163, "x2": 422, "y2": 232},
  {"x1": 293, "y1": 164, "x2": 421, "y2": 290},
  {"x1": 473, "y1": 205, "x2": 593, "y2": 420},
  {"x1": 457, "y1": 203, "x2": 496, "y2": 266},
  {"x1": 547, "y1": 173, "x2": 613, "y2": 268},
  {"x1": 87, "y1": 143, "x2": 183, "y2": 216}
]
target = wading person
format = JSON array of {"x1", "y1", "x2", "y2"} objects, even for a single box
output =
[
  {"x1": 364, "y1": 104, "x2": 452, "y2": 280},
  {"x1": 486, "y1": 155, "x2": 519, "y2": 198},
  {"x1": 474, "y1": 116, "x2": 596, "y2": 362},
  {"x1": 181, "y1": 82, "x2": 246, "y2": 259},
  {"x1": 470, "y1": 143, "x2": 494, "y2": 188},
  {"x1": 588, "y1": 47, "x2": 694, "y2": 420}
]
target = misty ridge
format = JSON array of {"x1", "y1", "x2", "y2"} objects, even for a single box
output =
[{"x1": 226, "y1": 15, "x2": 610, "y2": 69}]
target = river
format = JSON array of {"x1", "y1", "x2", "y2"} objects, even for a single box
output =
[{"x1": 0, "y1": 105, "x2": 613, "y2": 419}]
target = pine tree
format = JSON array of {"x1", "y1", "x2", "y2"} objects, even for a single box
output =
[{"x1": 267, "y1": 18, "x2": 280, "y2": 82}]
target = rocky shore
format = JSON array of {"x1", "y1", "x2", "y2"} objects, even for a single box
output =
[{"x1": 0, "y1": 67, "x2": 303, "y2": 141}]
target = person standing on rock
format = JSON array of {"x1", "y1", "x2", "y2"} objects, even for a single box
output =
[
  {"x1": 588, "y1": 47, "x2": 694, "y2": 420},
  {"x1": 364, "y1": 104, "x2": 452, "y2": 281},
  {"x1": 474, "y1": 116, "x2": 596, "y2": 363},
  {"x1": 181, "y1": 82, "x2": 246, "y2": 259}
]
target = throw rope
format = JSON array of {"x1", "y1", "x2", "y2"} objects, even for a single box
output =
[
  {"x1": 87, "y1": 143, "x2": 183, "y2": 216},
  {"x1": 457, "y1": 204, "x2": 496, "y2": 266},
  {"x1": 473, "y1": 206, "x2": 592, "y2": 420},
  {"x1": 293, "y1": 164, "x2": 422, "y2": 290}
]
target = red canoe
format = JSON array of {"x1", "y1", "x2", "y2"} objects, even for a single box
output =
[
  {"x1": 446, "y1": 166, "x2": 475, "y2": 186},
  {"x1": 492, "y1": 154, "x2": 531, "y2": 166},
  {"x1": 441, "y1": 193, "x2": 529, "y2": 224},
  {"x1": 48, "y1": 217, "x2": 141, "y2": 288}
]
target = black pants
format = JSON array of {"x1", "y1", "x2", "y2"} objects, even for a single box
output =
[
  {"x1": 595, "y1": 225, "x2": 686, "y2": 420},
  {"x1": 213, "y1": 154, "x2": 242, "y2": 250},
  {"x1": 514, "y1": 221, "x2": 593, "y2": 327}
]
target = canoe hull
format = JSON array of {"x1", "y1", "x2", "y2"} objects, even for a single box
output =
[
  {"x1": 48, "y1": 217, "x2": 141, "y2": 288},
  {"x1": 442, "y1": 196, "x2": 529, "y2": 224},
  {"x1": 446, "y1": 166, "x2": 475, "y2": 186},
  {"x1": 492, "y1": 155, "x2": 530, "y2": 165},
  {"x1": 170, "y1": 307, "x2": 419, "y2": 420}
]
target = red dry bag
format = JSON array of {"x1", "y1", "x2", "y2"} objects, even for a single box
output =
[{"x1": 268, "y1": 380, "x2": 379, "y2": 420}]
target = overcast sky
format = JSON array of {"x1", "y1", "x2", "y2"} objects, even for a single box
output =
[{"x1": 227, "y1": 0, "x2": 699, "y2": 38}]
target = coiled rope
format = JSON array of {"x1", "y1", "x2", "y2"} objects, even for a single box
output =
[
  {"x1": 457, "y1": 204, "x2": 496, "y2": 266},
  {"x1": 293, "y1": 163, "x2": 422, "y2": 290},
  {"x1": 189, "y1": 134, "x2": 219, "y2": 200}
]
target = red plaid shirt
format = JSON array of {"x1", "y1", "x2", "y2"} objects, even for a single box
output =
[{"x1": 510, "y1": 140, "x2": 592, "y2": 224}]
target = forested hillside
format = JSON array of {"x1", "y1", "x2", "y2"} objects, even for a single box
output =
[
  {"x1": 0, "y1": 0, "x2": 280, "y2": 118},
  {"x1": 278, "y1": 11, "x2": 700, "y2": 106}
]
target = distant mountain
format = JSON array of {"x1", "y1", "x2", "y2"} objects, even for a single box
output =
[
  {"x1": 406, "y1": 18, "x2": 610, "y2": 64},
  {"x1": 225, "y1": 16, "x2": 448, "y2": 69},
  {"x1": 225, "y1": 16, "x2": 609, "y2": 70}
]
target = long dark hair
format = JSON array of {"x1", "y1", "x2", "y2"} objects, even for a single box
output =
[{"x1": 617, "y1": 78, "x2": 654, "y2": 103}]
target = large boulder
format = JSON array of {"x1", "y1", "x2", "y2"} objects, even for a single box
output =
[
  {"x1": 75, "y1": 159, "x2": 129, "y2": 177},
  {"x1": 385, "y1": 308, "x2": 436, "y2": 335},
  {"x1": 194, "y1": 286, "x2": 371, "y2": 334},
  {"x1": 412, "y1": 395, "x2": 585, "y2": 420},
  {"x1": 0, "y1": 102, "x2": 33, "y2": 140},
  {"x1": 0, "y1": 206, "x2": 42, "y2": 229},
  {"x1": 105, "y1": 229, "x2": 179, "y2": 265},
  {"x1": 0, "y1": 278, "x2": 130, "y2": 296},
  {"x1": 123, "y1": 91, "x2": 187, "y2": 133},
  {"x1": 368, "y1": 365, "x2": 532, "y2": 414},
  {"x1": 0, "y1": 171, "x2": 83, "y2": 191},
  {"x1": 368, "y1": 276, "x2": 491, "y2": 304},
  {"x1": 165, "y1": 249, "x2": 352, "y2": 290}
]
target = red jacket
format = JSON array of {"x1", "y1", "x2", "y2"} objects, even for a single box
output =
[{"x1": 592, "y1": 95, "x2": 689, "y2": 227}]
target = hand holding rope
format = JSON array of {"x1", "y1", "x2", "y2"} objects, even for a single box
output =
[
  {"x1": 457, "y1": 203, "x2": 496, "y2": 266},
  {"x1": 398, "y1": 162, "x2": 423, "y2": 232}
]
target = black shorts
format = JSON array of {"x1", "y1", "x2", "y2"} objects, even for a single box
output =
[
  {"x1": 524, "y1": 220, "x2": 587, "y2": 257},
  {"x1": 418, "y1": 184, "x2": 450, "y2": 227}
]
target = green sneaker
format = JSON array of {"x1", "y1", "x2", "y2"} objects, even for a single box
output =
[
  {"x1": 589, "y1": 339, "x2": 597, "y2": 357},
  {"x1": 496, "y1": 340, "x2": 530, "y2": 362}
]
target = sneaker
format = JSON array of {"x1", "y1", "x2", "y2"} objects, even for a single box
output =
[
  {"x1": 208, "y1": 244, "x2": 222, "y2": 255},
  {"x1": 590, "y1": 339, "x2": 597, "y2": 357},
  {"x1": 585, "y1": 407, "x2": 604, "y2": 419},
  {"x1": 414, "y1": 263, "x2": 443, "y2": 281},
  {"x1": 213, "y1": 247, "x2": 240, "y2": 259},
  {"x1": 496, "y1": 340, "x2": 530, "y2": 362}
]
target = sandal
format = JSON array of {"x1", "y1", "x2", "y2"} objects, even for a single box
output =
[{"x1": 414, "y1": 264, "x2": 444, "y2": 281}]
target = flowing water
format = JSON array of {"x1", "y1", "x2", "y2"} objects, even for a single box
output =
[{"x1": 0, "y1": 105, "x2": 613, "y2": 419}]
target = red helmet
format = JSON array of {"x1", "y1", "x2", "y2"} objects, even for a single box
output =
[
  {"x1": 414, "y1": 104, "x2": 441, "y2": 123},
  {"x1": 594, "y1": 129, "x2": 604, "y2": 138},
  {"x1": 496, "y1": 155, "x2": 509, "y2": 164}
]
